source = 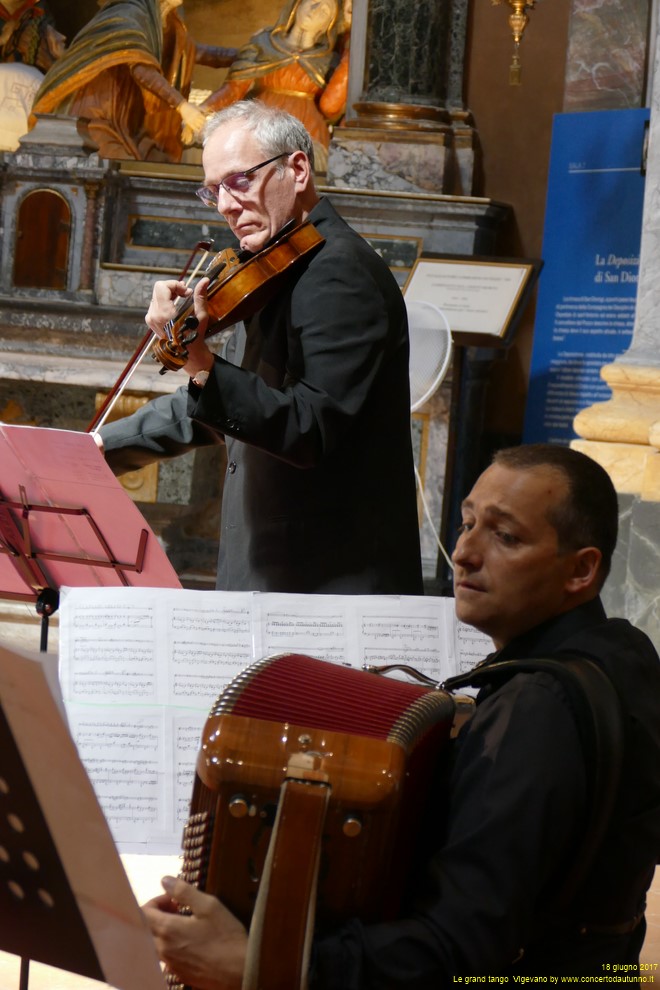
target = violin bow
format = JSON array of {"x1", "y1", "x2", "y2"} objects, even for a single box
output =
[{"x1": 87, "y1": 240, "x2": 213, "y2": 434}]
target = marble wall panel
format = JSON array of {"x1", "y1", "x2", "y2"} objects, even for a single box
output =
[
  {"x1": 564, "y1": 0, "x2": 650, "y2": 111},
  {"x1": 365, "y1": 0, "x2": 449, "y2": 104}
]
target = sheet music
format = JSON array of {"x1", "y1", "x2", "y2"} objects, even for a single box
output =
[
  {"x1": 455, "y1": 618, "x2": 496, "y2": 674},
  {"x1": 59, "y1": 587, "x2": 493, "y2": 853}
]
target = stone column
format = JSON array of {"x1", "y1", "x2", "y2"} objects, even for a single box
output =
[
  {"x1": 572, "y1": 22, "x2": 660, "y2": 644},
  {"x1": 361, "y1": 0, "x2": 450, "y2": 106},
  {"x1": 79, "y1": 181, "x2": 101, "y2": 292},
  {"x1": 572, "y1": 20, "x2": 660, "y2": 498},
  {"x1": 328, "y1": 0, "x2": 477, "y2": 195}
]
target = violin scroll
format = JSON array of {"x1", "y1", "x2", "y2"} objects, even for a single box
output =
[
  {"x1": 153, "y1": 315, "x2": 200, "y2": 374},
  {"x1": 152, "y1": 246, "x2": 243, "y2": 374}
]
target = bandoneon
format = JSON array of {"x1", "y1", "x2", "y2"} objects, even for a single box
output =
[{"x1": 174, "y1": 653, "x2": 456, "y2": 989}]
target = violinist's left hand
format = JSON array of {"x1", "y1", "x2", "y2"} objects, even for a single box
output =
[
  {"x1": 183, "y1": 276, "x2": 215, "y2": 380},
  {"x1": 142, "y1": 875, "x2": 247, "y2": 990}
]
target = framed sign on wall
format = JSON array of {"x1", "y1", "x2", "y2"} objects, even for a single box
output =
[{"x1": 404, "y1": 255, "x2": 540, "y2": 348}]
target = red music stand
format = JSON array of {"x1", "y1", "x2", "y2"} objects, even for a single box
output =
[
  {"x1": 0, "y1": 425, "x2": 180, "y2": 987},
  {"x1": 0, "y1": 424, "x2": 181, "y2": 650}
]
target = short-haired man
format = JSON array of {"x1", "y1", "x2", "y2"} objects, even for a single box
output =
[
  {"x1": 99, "y1": 100, "x2": 422, "y2": 596},
  {"x1": 142, "y1": 445, "x2": 660, "y2": 984}
]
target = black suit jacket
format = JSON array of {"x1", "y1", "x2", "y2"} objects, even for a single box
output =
[{"x1": 102, "y1": 197, "x2": 424, "y2": 594}]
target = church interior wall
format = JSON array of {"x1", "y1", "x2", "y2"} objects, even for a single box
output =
[
  {"x1": 28, "y1": 0, "x2": 651, "y2": 464},
  {"x1": 463, "y1": 0, "x2": 652, "y2": 456},
  {"x1": 17, "y1": 0, "x2": 584, "y2": 458},
  {"x1": 463, "y1": 0, "x2": 573, "y2": 450}
]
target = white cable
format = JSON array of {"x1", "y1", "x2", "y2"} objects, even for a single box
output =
[
  {"x1": 408, "y1": 300, "x2": 453, "y2": 412},
  {"x1": 415, "y1": 462, "x2": 454, "y2": 572},
  {"x1": 406, "y1": 298, "x2": 454, "y2": 572}
]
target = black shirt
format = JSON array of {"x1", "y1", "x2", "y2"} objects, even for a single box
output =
[{"x1": 312, "y1": 599, "x2": 660, "y2": 987}]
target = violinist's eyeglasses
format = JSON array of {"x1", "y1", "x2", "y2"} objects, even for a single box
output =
[{"x1": 196, "y1": 152, "x2": 292, "y2": 207}]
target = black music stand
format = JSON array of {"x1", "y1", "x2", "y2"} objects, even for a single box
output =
[{"x1": 0, "y1": 641, "x2": 166, "y2": 990}]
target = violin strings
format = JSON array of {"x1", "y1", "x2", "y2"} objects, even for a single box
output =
[{"x1": 163, "y1": 249, "x2": 211, "y2": 341}]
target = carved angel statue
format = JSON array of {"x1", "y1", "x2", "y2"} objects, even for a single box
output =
[{"x1": 201, "y1": 0, "x2": 352, "y2": 173}]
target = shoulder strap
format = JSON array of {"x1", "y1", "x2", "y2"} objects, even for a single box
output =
[{"x1": 444, "y1": 656, "x2": 625, "y2": 910}]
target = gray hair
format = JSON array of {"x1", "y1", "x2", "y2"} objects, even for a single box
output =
[{"x1": 203, "y1": 100, "x2": 315, "y2": 171}]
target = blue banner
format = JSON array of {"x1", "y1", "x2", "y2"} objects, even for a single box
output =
[{"x1": 523, "y1": 108, "x2": 648, "y2": 444}]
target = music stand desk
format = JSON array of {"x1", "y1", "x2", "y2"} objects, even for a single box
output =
[{"x1": 0, "y1": 425, "x2": 180, "y2": 620}]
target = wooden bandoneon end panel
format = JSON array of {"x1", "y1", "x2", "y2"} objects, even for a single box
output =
[{"x1": 180, "y1": 653, "x2": 455, "y2": 932}]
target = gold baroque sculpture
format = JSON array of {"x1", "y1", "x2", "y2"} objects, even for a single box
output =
[
  {"x1": 29, "y1": 0, "x2": 236, "y2": 161},
  {"x1": 201, "y1": 0, "x2": 352, "y2": 173},
  {"x1": 0, "y1": 0, "x2": 65, "y2": 71}
]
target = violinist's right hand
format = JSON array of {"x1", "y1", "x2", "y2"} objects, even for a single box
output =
[
  {"x1": 145, "y1": 279, "x2": 193, "y2": 337},
  {"x1": 145, "y1": 278, "x2": 215, "y2": 381}
]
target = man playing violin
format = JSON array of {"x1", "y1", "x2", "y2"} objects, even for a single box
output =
[{"x1": 99, "y1": 99, "x2": 423, "y2": 595}]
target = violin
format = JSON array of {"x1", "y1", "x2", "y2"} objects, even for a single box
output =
[
  {"x1": 153, "y1": 217, "x2": 324, "y2": 373},
  {"x1": 87, "y1": 219, "x2": 324, "y2": 433}
]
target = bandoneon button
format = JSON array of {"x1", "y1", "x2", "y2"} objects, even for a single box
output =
[
  {"x1": 228, "y1": 795, "x2": 249, "y2": 818},
  {"x1": 342, "y1": 815, "x2": 362, "y2": 838}
]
